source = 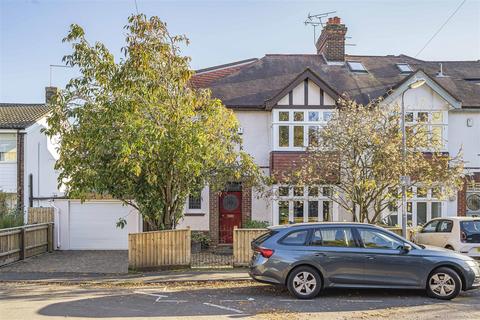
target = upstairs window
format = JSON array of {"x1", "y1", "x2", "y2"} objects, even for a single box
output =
[
  {"x1": 397, "y1": 63, "x2": 413, "y2": 73},
  {"x1": 273, "y1": 109, "x2": 334, "y2": 150},
  {"x1": 0, "y1": 134, "x2": 17, "y2": 162},
  {"x1": 404, "y1": 111, "x2": 447, "y2": 150},
  {"x1": 347, "y1": 61, "x2": 367, "y2": 73}
]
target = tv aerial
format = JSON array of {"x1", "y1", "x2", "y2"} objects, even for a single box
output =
[{"x1": 304, "y1": 11, "x2": 336, "y2": 45}]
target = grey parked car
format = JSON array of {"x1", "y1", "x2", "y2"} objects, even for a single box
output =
[{"x1": 249, "y1": 223, "x2": 480, "y2": 300}]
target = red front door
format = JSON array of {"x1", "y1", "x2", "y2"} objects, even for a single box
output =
[{"x1": 219, "y1": 191, "x2": 242, "y2": 244}]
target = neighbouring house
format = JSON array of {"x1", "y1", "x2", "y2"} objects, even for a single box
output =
[
  {"x1": 5, "y1": 17, "x2": 479, "y2": 250},
  {"x1": 0, "y1": 92, "x2": 54, "y2": 210},
  {"x1": 0, "y1": 88, "x2": 143, "y2": 250},
  {"x1": 186, "y1": 17, "x2": 480, "y2": 244}
]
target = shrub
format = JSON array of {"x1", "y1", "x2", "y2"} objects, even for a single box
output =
[
  {"x1": 192, "y1": 231, "x2": 211, "y2": 249},
  {"x1": 244, "y1": 219, "x2": 269, "y2": 229},
  {"x1": 0, "y1": 192, "x2": 23, "y2": 229}
]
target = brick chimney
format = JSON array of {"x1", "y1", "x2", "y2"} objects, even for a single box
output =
[
  {"x1": 45, "y1": 86, "x2": 58, "y2": 104},
  {"x1": 315, "y1": 16, "x2": 347, "y2": 62}
]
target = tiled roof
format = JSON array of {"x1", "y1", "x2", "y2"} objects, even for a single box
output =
[
  {"x1": 199, "y1": 54, "x2": 480, "y2": 109},
  {"x1": 190, "y1": 58, "x2": 258, "y2": 89},
  {"x1": 0, "y1": 103, "x2": 51, "y2": 129}
]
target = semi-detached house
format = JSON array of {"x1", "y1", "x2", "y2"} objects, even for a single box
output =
[
  {"x1": 189, "y1": 17, "x2": 480, "y2": 245},
  {"x1": 1, "y1": 17, "x2": 479, "y2": 250}
]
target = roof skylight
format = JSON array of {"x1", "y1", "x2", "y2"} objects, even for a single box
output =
[
  {"x1": 397, "y1": 63, "x2": 413, "y2": 73},
  {"x1": 347, "y1": 61, "x2": 367, "y2": 73}
]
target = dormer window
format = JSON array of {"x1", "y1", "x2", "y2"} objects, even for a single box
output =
[
  {"x1": 397, "y1": 63, "x2": 413, "y2": 74},
  {"x1": 347, "y1": 61, "x2": 367, "y2": 73}
]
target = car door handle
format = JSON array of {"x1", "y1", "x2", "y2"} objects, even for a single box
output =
[
  {"x1": 365, "y1": 255, "x2": 375, "y2": 260},
  {"x1": 314, "y1": 252, "x2": 326, "y2": 257}
]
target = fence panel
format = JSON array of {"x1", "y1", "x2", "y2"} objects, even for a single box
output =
[
  {"x1": 233, "y1": 228, "x2": 268, "y2": 267},
  {"x1": 0, "y1": 223, "x2": 53, "y2": 267},
  {"x1": 385, "y1": 227, "x2": 414, "y2": 240},
  {"x1": 128, "y1": 229, "x2": 191, "y2": 270},
  {"x1": 28, "y1": 207, "x2": 54, "y2": 224}
]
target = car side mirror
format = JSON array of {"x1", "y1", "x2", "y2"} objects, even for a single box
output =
[{"x1": 402, "y1": 243, "x2": 412, "y2": 253}]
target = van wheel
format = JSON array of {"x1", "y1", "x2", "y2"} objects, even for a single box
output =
[
  {"x1": 426, "y1": 267, "x2": 461, "y2": 300},
  {"x1": 287, "y1": 266, "x2": 322, "y2": 299}
]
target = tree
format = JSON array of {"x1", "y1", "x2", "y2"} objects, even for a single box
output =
[
  {"x1": 278, "y1": 98, "x2": 464, "y2": 224},
  {"x1": 45, "y1": 15, "x2": 263, "y2": 230}
]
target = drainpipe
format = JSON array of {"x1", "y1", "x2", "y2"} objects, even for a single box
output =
[{"x1": 49, "y1": 200, "x2": 61, "y2": 249}]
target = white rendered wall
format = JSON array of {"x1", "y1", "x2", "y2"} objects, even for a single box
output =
[
  {"x1": 24, "y1": 117, "x2": 64, "y2": 212},
  {"x1": 449, "y1": 110, "x2": 480, "y2": 169}
]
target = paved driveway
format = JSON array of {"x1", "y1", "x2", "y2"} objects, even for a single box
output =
[{"x1": 0, "y1": 251, "x2": 128, "y2": 274}]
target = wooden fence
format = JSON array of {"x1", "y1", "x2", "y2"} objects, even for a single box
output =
[
  {"x1": 233, "y1": 227, "x2": 268, "y2": 266},
  {"x1": 386, "y1": 227, "x2": 414, "y2": 241},
  {"x1": 0, "y1": 223, "x2": 54, "y2": 267},
  {"x1": 28, "y1": 207, "x2": 54, "y2": 224},
  {"x1": 128, "y1": 229, "x2": 191, "y2": 270}
]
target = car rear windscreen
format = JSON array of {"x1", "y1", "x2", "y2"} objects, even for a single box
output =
[
  {"x1": 252, "y1": 230, "x2": 278, "y2": 246},
  {"x1": 460, "y1": 220, "x2": 480, "y2": 243}
]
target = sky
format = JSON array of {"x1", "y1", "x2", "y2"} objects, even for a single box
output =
[{"x1": 1, "y1": 0, "x2": 479, "y2": 103}]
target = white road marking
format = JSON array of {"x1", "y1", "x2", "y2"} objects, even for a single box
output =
[
  {"x1": 154, "y1": 300, "x2": 188, "y2": 303},
  {"x1": 220, "y1": 298, "x2": 255, "y2": 302},
  {"x1": 134, "y1": 291, "x2": 169, "y2": 302},
  {"x1": 203, "y1": 302, "x2": 244, "y2": 314},
  {"x1": 345, "y1": 299, "x2": 383, "y2": 303}
]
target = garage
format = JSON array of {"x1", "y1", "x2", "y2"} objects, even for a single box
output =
[{"x1": 50, "y1": 200, "x2": 142, "y2": 250}]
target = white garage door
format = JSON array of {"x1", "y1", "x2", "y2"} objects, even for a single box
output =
[{"x1": 69, "y1": 202, "x2": 130, "y2": 250}]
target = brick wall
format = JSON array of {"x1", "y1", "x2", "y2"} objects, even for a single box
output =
[
  {"x1": 241, "y1": 187, "x2": 252, "y2": 226},
  {"x1": 315, "y1": 17, "x2": 347, "y2": 61},
  {"x1": 208, "y1": 189, "x2": 220, "y2": 245},
  {"x1": 270, "y1": 151, "x2": 339, "y2": 183},
  {"x1": 208, "y1": 184, "x2": 252, "y2": 245}
]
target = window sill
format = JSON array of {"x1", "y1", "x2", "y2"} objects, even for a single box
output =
[{"x1": 184, "y1": 213, "x2": 206, "y2": 217}]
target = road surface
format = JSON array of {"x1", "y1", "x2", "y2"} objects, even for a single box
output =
[{"x1": 1, "y1": 281, "x2": 479, "y2": 319}]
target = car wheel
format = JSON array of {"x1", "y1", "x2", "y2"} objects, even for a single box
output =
[
  {"x1": 426, "y1": 267, "x2": 461, "y2": 300},
  {"x1": 445, "y1": 245, "x2": 454, "y2": 250},
  {"x1": 287, "y1": 266, "x2": 322, "y2": 299}
]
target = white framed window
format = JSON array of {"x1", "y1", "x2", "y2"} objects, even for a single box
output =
[
  {"x1": 0, "y1": 133, "x2": 17, "y2": 163},
  {"x1": 405, "y1": 110, "x2": 448, "y2": 150},
  {"x1": 185, "y1": 186, "x2": 208, "y2": 214},
  {"x1": 274, "y1": 185, "x2": 337, "y2": 225},
  {"x1": 384, "y1": 186, "x2": 445, "y2": 227},
  {"x1": 273, "y1": 109, "x2": 335, "y2": 150}
]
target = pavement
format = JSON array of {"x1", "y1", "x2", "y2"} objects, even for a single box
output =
[
  {"x1": 1, "y1": 281, "x2": 479, "y2": 319},
  {"x1": 0, "y1": 250, "x2": 250, "y2": 285}
]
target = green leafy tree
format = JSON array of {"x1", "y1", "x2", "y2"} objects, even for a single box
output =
[
  {"x1": 45, "y1": 15, "x2": 263, "y2": 230},
  {"x1": 279, "y1": 98, "x2": 464, "y2": 224}
]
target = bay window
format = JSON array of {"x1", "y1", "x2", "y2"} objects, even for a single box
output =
[
  {"x1": 385, "y1": 186, "x2": 445, "y2": 227},
  {"x1": 273, "y1": 109, "x2": 334, "y2": 150},
  {"x1": 274, "y1": 185, "x2": 336, "y2": 225}
]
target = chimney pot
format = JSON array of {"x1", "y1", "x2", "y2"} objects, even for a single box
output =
[{"x1": 315, "y1": 17, "x2": 347, "y2": 61}]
